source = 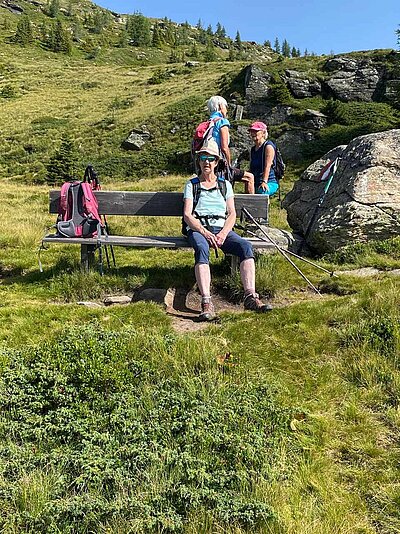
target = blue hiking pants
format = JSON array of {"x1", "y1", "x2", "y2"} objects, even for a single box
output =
[{"x1": 187, "y1": 227, "x2": 254, "y2": 265}]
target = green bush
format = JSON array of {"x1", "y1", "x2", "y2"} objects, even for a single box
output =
[{"x1": 0, "y1": 324, "x2": 291, "y2": 532}]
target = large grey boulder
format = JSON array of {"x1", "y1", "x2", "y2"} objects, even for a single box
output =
[
  {"x1": 275, "y1": 129, "x2": 315, "y2": 161},
  {"x1": 323, "y1": 57, "x2": 383, "y2": 102},
  {"x1": 282, "y1": 129, "x2": 400, "y2": 253},
  {"x1": 243, "y1": 64, "x2": 273, "y2": 116},
  {"x1": 284, "y1": 70, "x2": 322, "y2": 98}
]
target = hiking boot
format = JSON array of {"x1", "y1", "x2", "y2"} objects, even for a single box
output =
[
  {"x1": 199, "y1": 300, "x2": 216, "y2": 321},
  {"x1": 243, "y1": 293, "x2": 273, "y2": 313}
]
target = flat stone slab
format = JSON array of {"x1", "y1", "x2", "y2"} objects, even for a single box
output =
[{"x1": 104, "y1": 295, "x2": 132, "y2": 305}]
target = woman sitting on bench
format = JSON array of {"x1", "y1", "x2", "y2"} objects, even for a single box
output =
[{"x1": 183, "y1": 139, "x2": 273, "y2": 321}]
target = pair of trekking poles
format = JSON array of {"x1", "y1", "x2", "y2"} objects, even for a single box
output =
[
  {"x1": 237, "y1": 207, "x2": 337, "y2": 295},
  {"x1": 83, "y1": 165, "x2": 116, "y2": 273}
]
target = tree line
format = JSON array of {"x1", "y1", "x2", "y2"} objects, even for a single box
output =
[{"x1": 8, "y1": 4, "x2": 309, "y2": 59}]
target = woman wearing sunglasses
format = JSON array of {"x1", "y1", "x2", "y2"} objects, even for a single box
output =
[
  {"x1": 183, "y1": 139, "x2": 272, "y2": 321},
  {"x1": 248, "y1": 121, "x2": 279, "y2": 196}
]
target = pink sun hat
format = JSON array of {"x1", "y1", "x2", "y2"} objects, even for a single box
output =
[{"x1": 248, "y1": 121, "x2": 268, "y2": 131}]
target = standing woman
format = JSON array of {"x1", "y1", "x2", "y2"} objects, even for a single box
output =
[
  {"x1": 249, "y1": 121, "x2": 279, "y2": 196},
  {"x1": 183, "y1": 139, "x2": 272, "y2": 321}
]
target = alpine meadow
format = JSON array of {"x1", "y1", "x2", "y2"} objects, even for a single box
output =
[{"x1": 1, "y1": 0, "x2": 400, "y2": 532}]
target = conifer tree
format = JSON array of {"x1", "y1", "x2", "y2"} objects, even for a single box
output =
[
  {"x1": 48, "y1": 0, "x2": 60, "y2": 18},
  {"x1": 264, "y1": 39, "x2": 271, "y2": 48},
  {"x1": 274, "y1": 37, "x2": 280, "y2": 54},
  {"x1": 282, "y1": 39, "x2": 290, "y2": 57},
  {"x1": 291, "y1": 46, "x2": 297, "y2": 57},
  {"x1": 117, "y1": 29, "x2": 128, "y2": 47},
  {"x1": 215, "y1": 22, "x2": 225, "y2": 38},
  {"x1": 235, "y1": 30, "x2": 242, "y2": 50},
  {"x1": 46, "y1": 135, "x2": 77, "y2": 185},
  {"x1": 189, "y1": 41, "x2": 199, "y2": 59},
  {"x1": 396, "y1": 24, "x2": 399, "y2": 47},
  {"x1": 51, "y1": 19, "x2": 72, "y2": 53},
  {"x1": 126, "y1": 12, "x2": 151, "y2": 47},
  {"x1": 72, "y1": 20, "x2": 83, "y2": 42},
  {"x1": 13, "y1": 15, "x2": 33, "y2": 46},
  {"x1": 196, "y1": 18, "x2": 203, "y2": 30},
  {"x1": 151, "y1": 24, "x2": 163, "y2": 48},
  {"x1": 206, "y1": 24, "x2": 213, "y2": 36},
  {"x1": 164, "y1": 23, "x2": 174, "y2": 45},
  {"x1": 297, "y1": 47, "x2": 301, "y2": 57},
  {"x1": 204, "y1": 37, "x2": 216, "y2": 62}
]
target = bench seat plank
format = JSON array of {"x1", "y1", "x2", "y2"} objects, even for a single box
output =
[{"x1": 43, "y1": 234, "x2": 275, "y2": 250}]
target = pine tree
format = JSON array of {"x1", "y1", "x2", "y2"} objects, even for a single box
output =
[
  {"x1": 164, "y1": 23, "x2": 174, "y2": 45},
  {"x1": 206, "y1": 24, "x2": 213, "y2": 36},
  {"x1": 46, "y1": 135, "x2": 77, "y2": 185},
  {"x1": 204, "y1": 37, "x2": 216, "y2": 62},
  {"x1": 297, "y1": 47, "x2": 301, "y2": 57},
  {"x1": 47, "y1": 19, "x2": 72, "y2": 54},
  {"x1": 264, "y1": 39, "x2": 272, "y2": 48},
  {"x1": 291, "y1": 46, "x2": 297, "y2": 57},
  {"x1": 196, "y1": 18, "x2": 203, "y2": 30},
  {"x1": 228, "y1": 44, "x2": 236, "y2": 61},
  {"x1": 397, "y1": 24, "x2": 400, "y2": 47},
  {"x1": 235, "y1": 30, "x2": 242, "y2": 50},
  {"x1": 168, "y1": 46, "x2": 180, "y2": 63},
  {"x1": 13, "y1": 15, "x2": 33, "y2": 46},
  {"x1": 215, "y1": 22, "x2": 226, "y2": 38},
  {"x1": 304, "y1": 48, "x2": 309, "y2": 56},
  {"x1": 282, "y1": 39, "x2": 290, "y2": 57},
  {"x1": 126, "y1": 12, "x2": 151, "y2": 47},
  {"x1": 72, "y1": 21, "x2": 83, "y2": 42},
  {"x1": 117, "y1": 29, "x2": 128, "y2": 48},
  {"x1": 274, "y1": 37, "x2": 280, "y2": 54},
  {"x1": 189, "y1": 41, "x2": 199, "y2": 59},
  {"x1": 151, "y1": 24, "x2": 163, "y2": 48},
  {"x1": 48, "y1": 0, "x2": 60, "y2": 18}
]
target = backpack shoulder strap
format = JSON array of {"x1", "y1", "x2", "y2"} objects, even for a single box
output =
[
  {"x1": 217, "y1": 175, "x2": 227, "y2": 200},
  {"x1": 80, "y1": 181, "x2": 101, "y2": 220},
  {"x1": 190, "y1": 177, "x2": 201, "y2": 211},
  {"x1": 59, "y1": 181, "x2": 72, "y2": 219}
]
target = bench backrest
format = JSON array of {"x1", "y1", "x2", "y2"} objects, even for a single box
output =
[{"x1": 49, "y1": 190, "x2": 268, "y2": 218}]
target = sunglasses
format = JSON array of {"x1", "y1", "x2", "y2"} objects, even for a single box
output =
[{"x1": 199, "y1": 155, "x2": 217, "y2": 162}]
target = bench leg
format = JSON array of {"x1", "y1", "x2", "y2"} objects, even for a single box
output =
[{"x1": 80, "y1": 244, "x2": 96, "y2": 271}]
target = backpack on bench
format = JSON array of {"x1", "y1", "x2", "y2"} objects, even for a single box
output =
[{"x1": 56, "y1": 180, "x2": 102, "y2": 238}]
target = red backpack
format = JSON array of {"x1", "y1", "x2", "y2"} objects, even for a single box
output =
[
  {"x1": 56, "y1": 181, "x2": 102, "y2": 238},
  {"x1": 191, "y1": 117, "x2": 220, "y2": 160}
]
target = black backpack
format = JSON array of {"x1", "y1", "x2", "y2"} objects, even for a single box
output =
[
  {"x1": 265, "y1": 140, "x2": 285, "y2": 181},
  {"x1": 182, "y1": 175, "x2": 227, "y2": 235}
]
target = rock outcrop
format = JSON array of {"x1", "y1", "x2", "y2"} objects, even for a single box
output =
[
  {"x1": 284, "y1": 69, "x2": 322, "y2": 98},
  {"x1": 282, "y1": 129, "x2": 400, "y2": 253},
  {"x1": 121, "y1": 127, "x2": 151, "y2": 150}
]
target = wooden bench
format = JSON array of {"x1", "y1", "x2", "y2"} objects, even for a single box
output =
[{"x1": 43, "y1": 190, "x2": 274, "y2": 271}]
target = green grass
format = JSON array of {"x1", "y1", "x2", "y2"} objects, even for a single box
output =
[{"x1": 1, "y1": 178, "x2": 400, "y2": 532}]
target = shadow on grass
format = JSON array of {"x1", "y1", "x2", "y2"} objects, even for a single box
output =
[{"x1": 2, "y1": 256, "x2": 228, "y2": 292}]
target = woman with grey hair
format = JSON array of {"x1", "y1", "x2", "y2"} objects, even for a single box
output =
[{"x1": 206, "y1": 95, "x2": 255, "y2": 194}]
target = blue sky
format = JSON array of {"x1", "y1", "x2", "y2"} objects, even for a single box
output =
[{"x1": 96, "y1": 0, "x2": 399, "y2": 55}]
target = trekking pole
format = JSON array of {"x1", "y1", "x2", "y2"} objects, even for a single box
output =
[
  {"x1": 299, "y1": 158, "x2": 340, "y2": 254},
  {"x1": 241, "y1": 207, "x2": 321, "y2": 295},
  {"x1": 85, "y1": 164, "x2": 116, "y2": 268},
  {"x1": 236, "y1": 223, "x2": 337, "y2": 277}
]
